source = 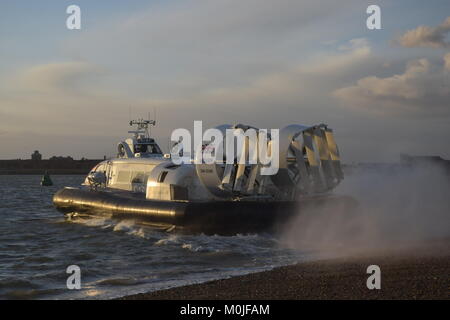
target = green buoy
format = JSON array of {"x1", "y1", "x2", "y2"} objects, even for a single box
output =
[{"x1": 41, "y1": 171, "x2": 53, "y2": 186}]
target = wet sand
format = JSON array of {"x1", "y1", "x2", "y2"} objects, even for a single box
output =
[{"x1": 121, "y1": 240, "x2": 449, "y2": 300}]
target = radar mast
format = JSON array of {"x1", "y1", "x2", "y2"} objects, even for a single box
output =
[{"x1": 128, "y1": 118, "x2": 156, "y2": 140}]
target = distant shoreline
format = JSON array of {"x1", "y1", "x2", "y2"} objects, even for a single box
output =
[
  {"x1": 0, "y1": 170, "x2": 89, "y2": 175},
  {"x1": 0, "y1": 159, "x2": 102, "y2": 175},
  {"x1": 120, "y1": 239, "x2": 450, "y2": 300}
]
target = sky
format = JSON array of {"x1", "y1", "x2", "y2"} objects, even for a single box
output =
[{"x1": 0, "y1": 0, "x2": 449, "y2": 162}]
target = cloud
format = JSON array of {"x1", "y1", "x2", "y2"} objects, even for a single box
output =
[
  {"x1": 333, "y1": 54, "x2": 450, "y2": 116},
  {"x1": 132, "y1": 38, "x2": 373, "y2": 123},
  {"x1": 0, "y1": 38, "x2": 374, "y2": 159},
  {"x1": 15, "y1": 61, "x2": 103, "y2": 95},
  {"x1": 2, "y1": 0, "x2": 450, "y2": 161},
  {"x1": 302, "y1": 38, "x2": 371, "y2": 75},
  {"x1": 64, "y1": 0, "x2": 363, "y2": 99},
  {"x1": 396, "y1": 17, "x2": 450, "y2": 48},
  {"x1": 208, "y1": 38, "x2": 371, "y2": 99},
  {"x1": 445, "y1": 52, "x2": 450, "y2": 71},
  {"x1": 0, "y1": 61, "x2": 128, "y2": 139}
]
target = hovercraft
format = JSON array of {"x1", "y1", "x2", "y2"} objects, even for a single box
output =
[{"x1": 53, "y1": 119, "x2": 355, "y2": 234}]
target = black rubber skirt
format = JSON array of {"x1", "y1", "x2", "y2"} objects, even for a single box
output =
[{"x1": 53, "y1": 187, "x2": 356, "y2": 234}]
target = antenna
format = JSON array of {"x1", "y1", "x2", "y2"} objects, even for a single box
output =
[
  {"x1": 128, "y1": 117, "x2": 156, "y2": 139},
  {"x1": 147, "y1": 112, "x2": 155, "y2": 136},
  {"x1": 167, "y1": 137, "x2": 170, "y2": 154}
]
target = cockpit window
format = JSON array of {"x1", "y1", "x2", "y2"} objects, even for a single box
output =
[
  {"x1": 134, "y1": 144, "x2": 148, "y2": 153},
  {"x1": 92, "y1": 163, "x2": 106, "y2": 173},
  {"x1": 134, "y1": 143, "x2": 162, "y2": 154},
  {"x1": 151, "y1": 144, "x2": 162, "y2": 154}
]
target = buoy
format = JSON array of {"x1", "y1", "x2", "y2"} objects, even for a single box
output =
[{"x1": 41, "y1": 171, "x2": 53, "y2": 186}]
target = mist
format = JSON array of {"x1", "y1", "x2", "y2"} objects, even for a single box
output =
[{"x1": 279, "y1": 162, "x2": 450, "y2": 257}]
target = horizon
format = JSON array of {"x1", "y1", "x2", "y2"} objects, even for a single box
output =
[{"x1": 2, "y1": 151, "x2": 449, "y2": 165}]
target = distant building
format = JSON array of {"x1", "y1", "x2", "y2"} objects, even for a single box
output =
[
  {"x1": 49, "y1": 156, "x2": 74, "y2": 161},
  {"x1": 31, "y1": 150, "x2": 42, "y2": 161}
]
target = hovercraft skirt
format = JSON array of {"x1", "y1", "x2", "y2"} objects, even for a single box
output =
[{"x1": 53, "y1": 187, "x2": 301, "y2": 233}]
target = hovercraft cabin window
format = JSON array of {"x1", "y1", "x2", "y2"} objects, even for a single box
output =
[
  {"x1": 131, "y1": 172, "x2": 145, "y2": 184},
  {"x1": 157, "y1": 171, "x2": 168, "y2": 183}
]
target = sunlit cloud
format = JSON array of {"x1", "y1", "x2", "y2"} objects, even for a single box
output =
[
  {"x1": 15, "y1": 61, "x2": 102, "y2": 94},
  {"x1": 333, "y1": 54, "x2": 450, "y2": 116},
  {"x1": 396, "y1": 16, "x2": 450, "y2": 48}
]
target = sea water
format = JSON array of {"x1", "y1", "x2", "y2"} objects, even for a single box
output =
[{"x1": 0, "y1": 175, "x2": 312, "y2": 299}]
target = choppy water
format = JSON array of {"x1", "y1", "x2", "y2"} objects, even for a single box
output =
[{"x1": 0, "y1": 175, "x2": 315, "y2": 299}]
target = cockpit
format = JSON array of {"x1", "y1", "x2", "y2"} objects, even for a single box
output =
[{"x1": 134, "y1": 142, "x2": 162, "y2": 155}]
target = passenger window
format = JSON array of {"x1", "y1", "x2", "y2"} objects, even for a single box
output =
[
  {"x1": 157, "y1": 171, "x2": 168, "y2": 183},
  {"x1": 131, "y1": 172, "x2": 145, "y2": 184}
]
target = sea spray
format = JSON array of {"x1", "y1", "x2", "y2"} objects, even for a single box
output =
[{"x1": 279, "y1": 162, "x2": 450, "y2": 256}]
